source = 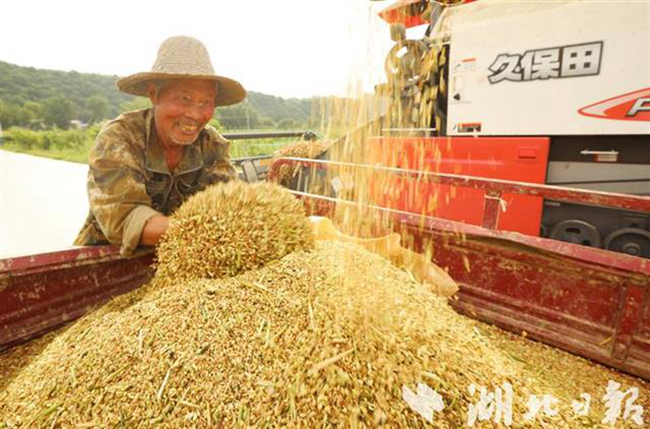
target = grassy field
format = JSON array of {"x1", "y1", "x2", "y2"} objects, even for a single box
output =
[
  {"x1": 0, "y1": 127, "x2": 97, "y2": 164},
  {"x1": 0, "y1": 127, "x2": 297, "y2": 164}
]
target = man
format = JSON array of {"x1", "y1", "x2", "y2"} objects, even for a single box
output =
[{"x1": 74, "y1": 36, "x2": 246, "y2": 255}]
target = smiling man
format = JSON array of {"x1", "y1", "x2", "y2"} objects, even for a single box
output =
[{"x1": 74, "y1": 36, "x2": 246, "y2": 255}]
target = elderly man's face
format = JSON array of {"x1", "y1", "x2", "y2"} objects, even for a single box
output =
[{"x1": 149, "y1": 79, "x2": 216, "y2": 147}]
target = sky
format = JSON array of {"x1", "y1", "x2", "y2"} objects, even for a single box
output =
[{"x1": 0, "y1": 0, "x2": 402, "y2": 99}]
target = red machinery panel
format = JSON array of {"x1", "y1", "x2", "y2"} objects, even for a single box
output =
[
  {"x1": 378, "y1": 0, "x2": 428, "y2": 28},
  {"x1": 367, "y1": 137, "x2": 550, "y2": 236}
]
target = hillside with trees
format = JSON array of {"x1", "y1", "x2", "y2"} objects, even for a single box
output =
[
  {"x1": 0, "y1": 61, "x2": 383, "y2": 164},
  {"x1": 0, "y1": 61, "x2": 318, "y2": 130}
]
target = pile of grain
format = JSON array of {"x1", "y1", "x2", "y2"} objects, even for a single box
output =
[
  {"x1": 156, "y1": 181, "x2": 314, "y2": 282},
  {"x1": 0, "y1": 243, "x2": 517, "y2": 427},
  {"x1": 3, "y1": 240, "x2": 647, "y2": 427},
  {"x1": 1, "y1": 184, "x2": 648, "y2": 428},
  {"x1": 270, "y1": 140, "x2": 331, "y2": 187}
]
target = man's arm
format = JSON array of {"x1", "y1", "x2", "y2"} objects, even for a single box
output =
[
  {"x1": 87, "y1": 113, "x2": 164, "y2": 255},
  {"x1": 140, "y1": 215, "x2": 170, "y2": 246}
]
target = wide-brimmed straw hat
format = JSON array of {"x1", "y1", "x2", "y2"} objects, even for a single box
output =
[{"x1": 116, "y1": 36, "x2": 246, "y2": 106}]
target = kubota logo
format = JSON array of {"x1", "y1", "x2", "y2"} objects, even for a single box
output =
[{"x1": 578, "y1": 88, "x2": 650, "y2": 122}]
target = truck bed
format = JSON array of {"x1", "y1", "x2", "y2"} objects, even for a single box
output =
[{"x1": 1, "y1": 172, "x2": 648, "y2": 381}]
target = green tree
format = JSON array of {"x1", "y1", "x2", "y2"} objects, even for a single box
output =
[
  {"x1": 120, "y1": 96, "x2": 151, "y2": 112},
  {"x1": 1, "y1": 61, "x2": 322, "y2": 132},
  {"x1": 43, "y1": 96, "x2": 76, "y2": 129},
  {"x1": 22, "y1": 101, "x2": 42, "y2": 118},
  {"x1": 276, "y1": 118, "x2": 300, "y2": 129},
  {"x1": 85, "y1": 95, "x2": 110, "y2": 124},
  {"x1": 258, "y1": 116, "x2": 276, "y2": 129},
  {"x1": 19, "y1": 101, "x2": 43, "y2": 128},
  {"x1": 0, "y1": 103, "x2": 21, "y2": 128},
  {"x1": 216, "y1": 102, "x2": 260, "y2": 130},
  {"x1": 0, "y1": 102, "x2": 41, "y2": 128},
  {"x1": 209, "y1": 117, "x2": 223, "y2": 131}
]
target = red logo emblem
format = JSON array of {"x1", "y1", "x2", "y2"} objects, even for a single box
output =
[{"x1": 578, "y1": 87, "x2": 650, "y2": 122}]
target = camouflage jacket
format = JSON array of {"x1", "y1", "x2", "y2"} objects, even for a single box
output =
[{"x1": 74, "y1": 108, "x2": 237, "y2": 255}]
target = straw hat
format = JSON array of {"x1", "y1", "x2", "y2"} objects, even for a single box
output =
[{"x1": 116, "y1": 36, "x2": 246, "y2": 106}]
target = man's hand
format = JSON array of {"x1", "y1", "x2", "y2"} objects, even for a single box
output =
[{"x1": 141, "y1": 215, "x2": 170, "y2": 246}]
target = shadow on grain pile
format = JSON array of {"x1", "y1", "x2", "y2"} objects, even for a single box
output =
[{"x1": 0, "y1": 182, "x2": 648, "y2": 428}]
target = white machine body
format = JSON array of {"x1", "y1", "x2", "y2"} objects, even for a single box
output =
[{"x1": 441, "y1": 0, "x2": 650, "y2": 136}]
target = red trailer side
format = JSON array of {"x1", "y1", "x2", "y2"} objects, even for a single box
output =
[{"x1": 269, "y1": 157, "x2": 650, "y2": 380}]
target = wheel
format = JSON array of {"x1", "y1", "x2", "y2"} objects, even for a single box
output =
[
  {"x1": 604, "y1": 228, "x2": 650, "y2": 258},
  {"x1": 549, "y1": 220, "x2": 602, "y2": 248},
  {"x1": 540, "y1": 224, "x2": 549, "y2": 238}
]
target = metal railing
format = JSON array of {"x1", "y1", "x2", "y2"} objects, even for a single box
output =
[
  {"x1": 225, "y1": 131, "x2": 316, "y2": 181},
  {"x1": 269, "y1": 157, "x2": 650, "y2": 230},
  {"x1": 222, "y1": 130, "x2": 316, "y2": 141}
]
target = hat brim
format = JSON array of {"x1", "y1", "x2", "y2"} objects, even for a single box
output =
[{"x1": 115, "y1": 72, "x2": 246, "y2": 107}]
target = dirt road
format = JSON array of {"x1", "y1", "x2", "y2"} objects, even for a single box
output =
[{"x1": 0, "y1": 150, "x2": 89, "y2": 258}]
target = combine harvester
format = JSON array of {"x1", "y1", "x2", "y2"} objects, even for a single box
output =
[
  {"x1": 268, "y1": 0, "x2": 650, "y2": 380},
  {"x1": 1, "y1": 0, "x2": 649, "y2": 386}
]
